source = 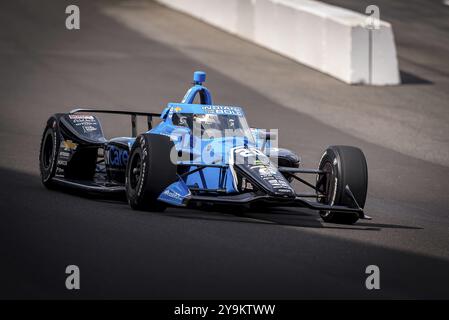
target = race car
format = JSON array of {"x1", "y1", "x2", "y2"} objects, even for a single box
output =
[{"x1": 39, "y1": 71, "x2": 369, "y2": 224}]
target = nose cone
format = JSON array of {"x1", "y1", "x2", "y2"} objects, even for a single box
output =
[{"x1": 193, "y1": 71, "x2": 206, "y2": 84}]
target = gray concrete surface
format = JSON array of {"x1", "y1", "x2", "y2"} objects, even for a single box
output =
[{"x1": 0, "y1": 0, "x2": 448, "y2": 298}]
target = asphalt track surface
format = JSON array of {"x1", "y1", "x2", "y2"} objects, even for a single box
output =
[
  {"x1": 103, "y1": 0, "x2": 449, "y2": 167},
  {"x1": 0, "y1": 0, "x2": 448, "y2": 299}
]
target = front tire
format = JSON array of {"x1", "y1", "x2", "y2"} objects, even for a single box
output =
[
  {"x1": 39, "y1": 117, "x2": 61, "y2": 188},
  {"x1": 316, "y1": 145, "x2": 368, "y2": 224},
  {"x1": 125, "y1": 133, "x2": 177, "y2": 211}
]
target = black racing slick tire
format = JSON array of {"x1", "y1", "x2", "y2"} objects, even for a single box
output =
[
  {"x1": 39, "y1": 116, "x2": 61, "y2": 188},
  {"x1": 125, "y1": 133, "x2": 177, "y2": 212},
  {"x1": 316, "y1": 145, "x2": 368, "y2": 225}
]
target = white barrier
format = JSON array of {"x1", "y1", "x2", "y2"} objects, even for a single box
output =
[{"x1": 155, "y1": 0, "x2": 400, "y2": 85}]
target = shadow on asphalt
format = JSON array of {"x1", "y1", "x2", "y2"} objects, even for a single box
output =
[
  {"x1": 37, "y1": 177, "x2": 422, "y2": 232},
  {"x1": 21, "y1": 169, "x2": 422, "y2": 232},
  {"x1": 164, "y1": 207, "x2": 422, "y2": 232},
  {"x1": 400, "y1": 70, "x2": 433, "y2": 85}
]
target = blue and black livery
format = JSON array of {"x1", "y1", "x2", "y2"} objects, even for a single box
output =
[{"x1": 39, "y1": 71, "x2": 369, "y2": 224}]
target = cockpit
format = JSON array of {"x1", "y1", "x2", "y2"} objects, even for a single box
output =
[{"x1": 172, "y1": 112, "x2": 254, "y2": 142}]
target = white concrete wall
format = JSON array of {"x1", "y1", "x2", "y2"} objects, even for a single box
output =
[{"x1": 155, "y1": 0, "x2": 400, "y2": 85}]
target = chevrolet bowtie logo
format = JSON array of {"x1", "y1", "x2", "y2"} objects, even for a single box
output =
[{"x1": 62, "y1": 140, "x2": 77, "y2": 151}]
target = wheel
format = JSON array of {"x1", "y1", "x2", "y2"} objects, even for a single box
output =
[
  {"x1": 39, "y1": 116, "x2": 61, "y2": 188},
  {"x1": 125, "y1": 133, "x2": 177, "y2": 211},
  {"x1": 316, "y1": 145, "x2": 368, "y2": 224}
]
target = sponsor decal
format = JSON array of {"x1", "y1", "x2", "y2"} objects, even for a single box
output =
[
  {"x1": 59, "y1": 151, "x2": 71, "y2": 158},
  {"x1": 68, "y1": 114, "x2": 94, "y2": 120},
  {"x1": 202, "y1": 105, "x2": 243, "y2": 116},
  {"x1": 277, "y1": 188, "x2": 292, "y2": 193},
  {"x1": 56, "y1": 167, "x2": 65, "y2": 176},
  {"x1": 105, "y1": 146, "x2": 129, "y2": 167},
  {"x1": 61, "y1": 140, "x2": 77, "y2": 151},
  {"x1": 82, "y1": 125, "x2": 97, "y2": 133},
  {"x1": 257, "y1": 166, "x2": 277, "y2": 177},
  {"x1": 162, "y1": 189, "x2": 183, "y2": 201},
  {"x1": 68, "y1": 115, "x2": 99, "y2": 131}
]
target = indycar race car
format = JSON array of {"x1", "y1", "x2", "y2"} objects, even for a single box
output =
[{"x1": 39, "y1": 71, "x2": 369, "y2": 224}]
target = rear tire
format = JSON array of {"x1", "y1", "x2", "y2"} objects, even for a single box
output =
[
  {"x1": 39, "y1": 117, "x2": 60, "y2": 188},
  {"x1": 316, "y1": 146, "x2": 368, "y2": 224},
  {"x1": 125, "y1": 133, "x2": 177, "y2": 211}
]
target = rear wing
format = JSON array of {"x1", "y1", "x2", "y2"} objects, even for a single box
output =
[{"x1": 70, "y1": 108, "x2": 161, "y2": 137}]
